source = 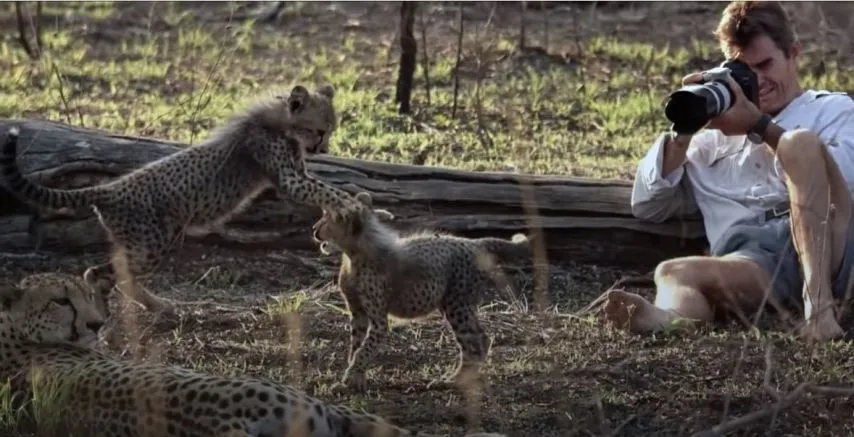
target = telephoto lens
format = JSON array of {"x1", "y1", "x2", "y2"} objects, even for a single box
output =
[
  {"x1": 662, "y1": 59, "x2": 758, "y2": 135},
  {"x1": 664, "y1": 80, "x2": 734, "y2": 135}
]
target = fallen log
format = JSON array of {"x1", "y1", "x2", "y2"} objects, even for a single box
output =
[{"x1": 0, "y1": 118, "x2": 707, "y2": 269}]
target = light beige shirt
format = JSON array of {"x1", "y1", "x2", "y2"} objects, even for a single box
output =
[{"x1": 631, "y1": 89, "x2": 854, "y2": 249}]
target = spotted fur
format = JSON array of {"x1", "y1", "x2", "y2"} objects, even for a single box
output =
[
  {"x1": 0, "y1": 272, "x2": 505, "y2": 437},
  {"x1": 0, "y1": 85, "x2": 359, "y2": 315},
  {"x1": 311, "y1": 192, "x2": 533, "y2": 391}
]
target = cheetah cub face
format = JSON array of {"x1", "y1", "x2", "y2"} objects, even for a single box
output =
[
  {"x1": 274, "y1": 84, "x2": 338, "y2": 154},
  {"x1": 3, "y1": 273, "x2": 107, "y2": 349},
  {"x1": 311, "y1": 192, "x2": 395, "y2": 255}
]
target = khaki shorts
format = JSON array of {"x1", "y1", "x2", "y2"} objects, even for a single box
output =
[{"x1": 710, "y1": 211, "x2": 854, "y2": 306}]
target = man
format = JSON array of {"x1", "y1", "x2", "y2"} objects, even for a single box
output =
[{"x1": 587, "y1": 1, "x2": 854, "y2": 342}]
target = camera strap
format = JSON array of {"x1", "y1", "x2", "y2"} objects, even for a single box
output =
[{"x1": 814, "y1": 91, "x2": 850, "y2": 102}]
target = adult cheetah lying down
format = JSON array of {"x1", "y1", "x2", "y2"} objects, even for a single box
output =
[
  {"x1": 1, "y1": 272, "x2": 505, "y2": 437},
  {"x1": 311, "y1": 192, "x2": 535, "y2": 391},
  {"x1": 0, "y1": 84, "x2": 362, "y2": 317}
]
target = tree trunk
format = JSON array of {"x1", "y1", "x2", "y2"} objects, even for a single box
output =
[
  {"x1": 0, "y1": 118, "x2": 707, "y2": 269},
  {"x1": 395, "y1": 1, "x2": 418, "y2": 114}
]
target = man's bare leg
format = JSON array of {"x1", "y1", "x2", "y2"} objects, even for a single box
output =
[
  {"x1": 776, "y1": 129, "x2": 852, "y2": 341},
  {"x1": 596, "y1": 254, "x2": 773, "y2": 333},
  {"x1": 599, "y1": 130, "x2": 852, "y2": 338}
]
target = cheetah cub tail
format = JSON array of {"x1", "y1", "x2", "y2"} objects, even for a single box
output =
[
  {"x1": 1, "y1": 126, "x2": 108, "y2": 210},
  {"x1": 472, "y1": 231, "x2": 536, "y2": 263},
  {"x1": 510, "y1": 233, "x2": 529, "y2": 244}
]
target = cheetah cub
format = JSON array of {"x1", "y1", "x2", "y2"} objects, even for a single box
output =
[
  {"x1": 312, "y1": 192, "x2": 534, "y2": 391},
  {"x1": 2, "y1": 272, "x2": 505, "y2": 437},
  {"x1": 0, "y1": 84, "x2": 361, "y2": 317}
]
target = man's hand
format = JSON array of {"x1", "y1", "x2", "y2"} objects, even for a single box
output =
[{"x1": 681, "y1": 72, "x2": 764, "y2": 136}]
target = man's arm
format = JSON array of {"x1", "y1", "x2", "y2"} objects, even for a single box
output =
[
  {"x1": 661, "y1": 132, "x2": 694, "y2": 175},
  {"x1": 630, "y1": 131, "x2": 700, "y2": 223}
]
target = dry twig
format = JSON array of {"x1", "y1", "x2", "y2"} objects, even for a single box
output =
[{"x1": 692, "y1": 382, "x2": 854, "y2": 437}]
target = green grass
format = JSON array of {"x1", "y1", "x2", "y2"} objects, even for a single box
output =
[{"x1": 3, "y1": 2, "x2": 851, "y2": 181}]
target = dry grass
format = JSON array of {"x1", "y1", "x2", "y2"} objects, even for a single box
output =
[{"x1": 3, "y1": 1, "x2": 854, "y2": 436}]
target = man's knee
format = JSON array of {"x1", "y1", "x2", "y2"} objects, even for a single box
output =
[
  {"x1": 654, "y1": 256, "x2": 703, "y2": 284},
  {"x1": 776, "y1": 128, "x2": 824, "y2": 178},
  {"x1": 654, "y1": 254, "x2": 772, "y2": 290}
]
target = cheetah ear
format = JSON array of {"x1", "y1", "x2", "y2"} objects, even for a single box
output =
[
  {"x1": 354, "y1": 192, "x2": 394, "y2": 220},
  {"x1": 355, "y1": 191, "x2": 373, "y2": 207},
  {"x1": 318, "y1": 84, "x2": 335, "y2": 100},
  {"x1": 0, "y1": 286, "x2": 25, "y2": 311},
  {"x1": 83, "y1": 272, "x2": 114, "y2": 299},
  {"x1": 288, "y1": 85, "x2": 310, "y2": 113}
]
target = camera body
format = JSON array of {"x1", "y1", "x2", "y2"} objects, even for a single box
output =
[{"x1": 663, "y1": 59, "x2": 760, "y2": 135}]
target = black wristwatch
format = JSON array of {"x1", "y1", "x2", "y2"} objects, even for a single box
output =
[{"x1": 747, "y1": 113, "x2": 773, "y2": 144}]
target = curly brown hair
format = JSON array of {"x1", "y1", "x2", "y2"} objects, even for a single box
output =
[{"x1": 714, "y1": 1, "x2": 798, "y2": 59}]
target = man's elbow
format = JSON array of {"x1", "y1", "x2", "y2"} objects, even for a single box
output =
[{"x1": 630, "y1": 200, "x2": 670, "y2": 223}]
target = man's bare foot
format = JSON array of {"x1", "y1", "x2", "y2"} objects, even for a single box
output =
[
  {"x1": 800, "y1": 316, "x2": 845, "y2": 342},
  {"x1": 596, "y1": 290, "x2": 685, "y2": 333}
]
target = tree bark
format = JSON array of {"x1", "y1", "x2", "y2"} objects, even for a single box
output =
[{"x1": 0, "y1": 118, "x2": 707, "y2": 269}]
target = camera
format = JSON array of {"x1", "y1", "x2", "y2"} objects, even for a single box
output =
[{"x1": 663, "y1": 59, "x2": 760, "y2": 135}]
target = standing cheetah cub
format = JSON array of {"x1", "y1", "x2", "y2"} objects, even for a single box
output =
[
  {"x1": 0, "y1": 84, "x2": 361, "y2": 317},
  {"x1": 2, "y1": 272, "x2": 505, "y2": 437},
  {"x1": 311, "y1": 192, "x2": 534, "y2": 391}
]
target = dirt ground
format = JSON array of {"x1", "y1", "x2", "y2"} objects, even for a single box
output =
[{"x1": 4, "y1": 2, "x2": 854, "y2": 437}]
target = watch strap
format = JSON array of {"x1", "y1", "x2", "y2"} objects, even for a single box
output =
[{"x1": 748, "y1": 113, "x2": 773, "y2": 143}]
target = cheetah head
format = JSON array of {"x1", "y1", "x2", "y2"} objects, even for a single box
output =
[
  {"x1": 311, "y1": 192, "x2": 396, "y2": 256},
  {"x1": 0, "y1": 273, "x2": 108, "y2": 349},
  {"x1": 272, "y1": 84, "x2": 337, "y2": 155}
]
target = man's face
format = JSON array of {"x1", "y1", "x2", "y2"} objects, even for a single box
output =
[{"x1": 734, "y1": 34, "x2": 801, "y2": 115}]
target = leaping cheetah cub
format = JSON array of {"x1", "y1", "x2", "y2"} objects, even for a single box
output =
[
  {"x1": 0, "y1": 85, "x2": 362, "y2": 317},
  {"x1": 311, "y1": 192, "x2": 534, "y2": 391},
  {"x1": 1, "y1": 272, "x2": 506, "y2": 437}
]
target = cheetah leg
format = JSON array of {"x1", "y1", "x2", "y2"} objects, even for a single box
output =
[
  {"x1": 341, "y1": 307, "x2": 388, "y2": 392},
  {"x1": 84, "y1": 210, "x2": 184, "y2": 318},
  {"x1": 119, "y1": 247, "x2": 178, "y2": 315},
  {"x1": 85, "y1": 245, "x2": 178, "y2": 318},
  {"x1": 347, "y1": 312, "x2": 370, "y2": 369},
  {"x1": 441, "y1": 305, "x2": 491, "y2": 388},
  {"x1": 280, "y1": 174, "x2": 357, "y2": 212}
]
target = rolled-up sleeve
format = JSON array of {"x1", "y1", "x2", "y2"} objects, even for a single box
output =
[{"x1": 630, "y1": 132, "x2": 699, "y2": 223}]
